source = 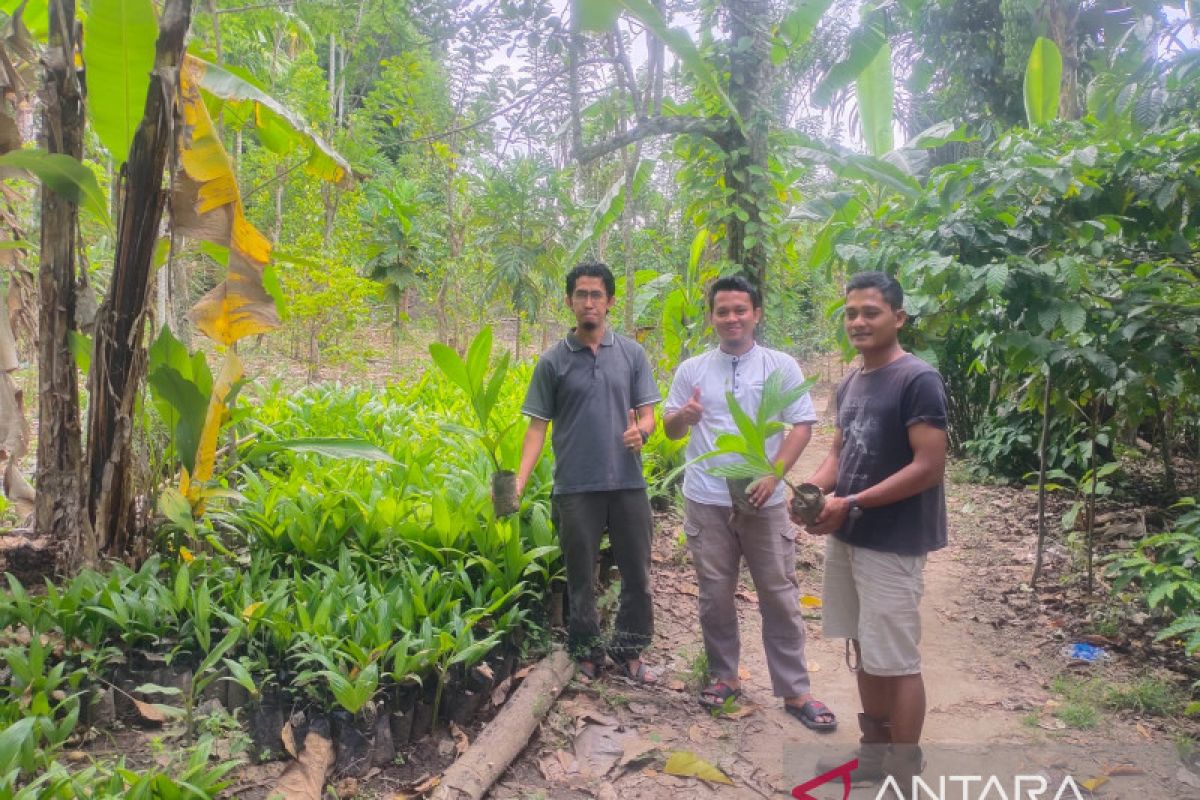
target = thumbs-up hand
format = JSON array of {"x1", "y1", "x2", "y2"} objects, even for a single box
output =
[
  {"x1": 623, "y1": 408, "x2": 645, "y2": 451},
  {"x1": 678, "y1": 386, "x2": 704, "y2": 427}
]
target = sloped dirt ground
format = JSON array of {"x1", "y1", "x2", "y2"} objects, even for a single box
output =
[{"x1": 483, "y1": 379, "x2": 1200, "y2": 800}]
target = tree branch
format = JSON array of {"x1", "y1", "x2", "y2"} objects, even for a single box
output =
[
  {"x1": 395, "y1": 59, "x2": 610, "y2": 147},
  {"x1": 573, "y1": 115, "x2": 730, "y2": 164}
]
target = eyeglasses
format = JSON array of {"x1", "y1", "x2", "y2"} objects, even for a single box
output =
[{"x1": 571, "y1": 290, "x2": 608, "y2": 302}]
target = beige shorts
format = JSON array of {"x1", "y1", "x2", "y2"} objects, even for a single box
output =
[{"x1": 822, "y1": 536, "x2": 926, "y2": 676}]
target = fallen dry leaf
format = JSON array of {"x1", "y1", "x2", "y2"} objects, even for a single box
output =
[
  {"x1": 491, "y1": 676, "x2": 514, "y2": 707},
  {"x1": 555, "y1": 748, "x2": 579, "y2": 774},
  {"x1": 411, "y1": 774, "x2": 441, "y2": 794},
  {"x1": 677, "y1": 584, "x2": 699, "y2": 596},
  {"x1": 737, "y1": 666, "x2": 750, "y2": 680},
  {"x1": 132, "y1": 698, "x2": 172, "y2": 725},
  {"x1": 575, "y1": 723, "x2": 633, "y2": 777},
  {"x1": 450, "y1": 721, "x2": 470, "y2": 755},
  {"x1": 1079, "y1": 776, "x2": 1108, "y2": 792},
  {"x1": 334, "y1": 777, "x2": 359, "y2": 797},
  {"x1": 687, "y1": 724, "x2": 706, "y2": 744},
  {"x1": 719, "y1": 702, "x2": 759, "y2": 720},
  {"x1": 1038, "y1": 718, "x2": 1066, "y2": 731},
  {"x1": 271, "y1": 728, "x2": 334, "y2": 800},
  {"x1": 618, "y1": 737, "x2": 659, "y2": 768},
  {"x1": 513, "y1": 665, "x2": 534, "y2": 680},
  {"x1": 1136, "y1": 722, "x2": 1151, "y2": 739},
  {"x1": 663, "y1": 750, "x2": 734, "y2": 785},
  {"x1": 1104, "y1": 764, "x2": 1144, "y2": 777},
  {"x1": 474, "y1": 662, "x2": 494, "y2": 682},
  {"x1": 806, "y1": 660, "x2": 821, "y2": 673},
  {"x1": 799, "y1": 594, "x2": 822, "y2": 608},
  {"x1": 665, "y1": 679, "x2": 686, "y2": 692},
  {"x1": 281, "y1": 721, "x2": 298, "y2": 759}
]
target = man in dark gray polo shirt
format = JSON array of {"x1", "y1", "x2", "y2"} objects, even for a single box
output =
[{"x1": 516, "y1": 262, "x2": 661, "y2": 682}]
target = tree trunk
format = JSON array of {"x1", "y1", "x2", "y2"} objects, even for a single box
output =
[
  {"x1": 724, "y1": 0, "x2": 771, "y2": 292},
  {"x1": 430, "y1": 651, "x2": 575, "y2": 800},
  {"x1": 36, "y1": 0, "x2": 91, "y2": 564},
  {"x1": 84, "y1": 0, "x2": 193, "y2": 565},
  {"x1": 1031, "y1": 370, "x2": 1053, "y2": 587},
  {"x1": 1084, "y1": 397, "x2": 1099, "y2": 595}
]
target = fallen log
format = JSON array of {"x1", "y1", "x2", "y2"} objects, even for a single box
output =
[{"x1": 430, "y1": 649, "x2": 575, "y2": 800}]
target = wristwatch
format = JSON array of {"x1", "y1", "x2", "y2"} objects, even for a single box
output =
[{"x1": 847, "y1": 494, "x2": 863, "y2": 520}]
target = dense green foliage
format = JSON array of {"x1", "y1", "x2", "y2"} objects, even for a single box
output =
[{"x1": 0, "y1": 354, "x2": 560, "y2": 793}]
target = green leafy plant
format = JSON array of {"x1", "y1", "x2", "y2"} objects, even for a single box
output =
[
  {"x1": 429, "y1": 326, "x2": 515, "y2": 472},
  {"x1": 681, "y1": 371, "x2": 818, "y2": 509},
  {"x1": 1107, "y1": 499, "x2": 1200, "y2": 618}
]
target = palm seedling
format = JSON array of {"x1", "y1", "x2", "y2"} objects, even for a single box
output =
[{"x1": 687, "y1": 371, "x2": 825, "y2": 520}]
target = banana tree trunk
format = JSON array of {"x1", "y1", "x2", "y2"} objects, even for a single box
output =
[
  {"x1": 36, "y1": 0, "x2": 90, "y2": 563},
  {"x1": 83, "y1": 0, "x2": 193, "y2": 565}
]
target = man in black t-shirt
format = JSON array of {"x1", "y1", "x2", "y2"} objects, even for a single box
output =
[{"x1": 791, "y1": 271, "x2": 948, "y2": 793}]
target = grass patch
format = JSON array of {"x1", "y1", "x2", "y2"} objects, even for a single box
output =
[
  {"x1": 1050, "y1": 672, "x2": 1187, "y2": 727},
  {"x1": 1050, "y1": 674, "x2": 1102, "y2": 729},
  {"x1": 1103, "y1": 677, "x2": 1184, "y2": 717},
  {"x1": 1058, "y1": 702, "x2": 1099, "y2": 729},
  {"x1": 683, "y1": 647, "x2": 709, "y2": 692}
]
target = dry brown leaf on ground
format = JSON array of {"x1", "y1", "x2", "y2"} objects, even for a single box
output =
[
  {"x1": 491, "y1": 676, "x2": 514, "y2": 707},
  {"x1": 687, "y1": 724, "x2": 706, "y2": 744},
  {"x1": 720, "y1": 702, "x2": 758, "y2": 720},
  {"x1": 450, "y1": 721, "x2": 470, "y2": 755},
  {"x1": 575, "y1": 723, "x2": 634, "y2": 777},
  {"x1": 618, "y1": 737, "x2": 659, "y2": 768},
  {"x1": 665, "y1": 679, "x2": 686, "y2": 692},
  {"x1": 281, "y1": 721, "x2": 298, "y2": 759},
  {"x1": 271, "y1": 728, "x2": 334, "y2": 800},
  {"x1": 132, "y1": 698, "x2": 181, "y2": 725},
  {"x1": 1104, "y1": 764, "x2": 1145, "y2": 777},
  {"x1": 555, "y1": 748, "x2": 579, "y2": 774},
  {"x1": 513, "y1": 665, "x2": 534, "y2": 680}
]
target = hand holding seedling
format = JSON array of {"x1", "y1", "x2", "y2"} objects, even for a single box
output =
[{"x1": 623, "y1": 409, "x2": 645, "y2": 451}]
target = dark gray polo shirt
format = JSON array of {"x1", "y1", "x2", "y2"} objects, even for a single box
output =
[{"x1": 521, "y1": 328, "x2": 661, "y2": 495}]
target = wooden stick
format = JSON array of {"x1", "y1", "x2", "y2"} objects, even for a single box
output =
[{"x1": 430, "y1": 650, "x2": 575, "y2": 800}]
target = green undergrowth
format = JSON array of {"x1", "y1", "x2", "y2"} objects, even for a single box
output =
[
  {"x1": 0, "y1": 372, "x2": 564, "y2": 796},
  {"x1": 1050, "y1": 673, "x2": 1189, "y2": 730}
]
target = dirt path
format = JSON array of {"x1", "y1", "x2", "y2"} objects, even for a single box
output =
[{"x1": 491, "y1": 382, "x2": 1198, "y2": 800}]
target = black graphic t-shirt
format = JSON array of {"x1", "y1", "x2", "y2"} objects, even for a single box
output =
[{"x1": 833, "y1": 353, "x2": 948, "y2": 555}]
